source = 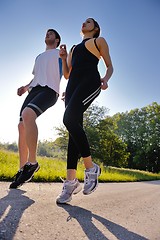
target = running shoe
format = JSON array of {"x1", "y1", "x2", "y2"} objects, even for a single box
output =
[
  {"x1": 56, "y1": 178, "x2": 82, "y2": 204},
  {"x1": 9, "y1": 169, "x2": 23, "y2": 189},
  {"x1": 14, "y1": 162, "x2": 40, "y2": 185},
  {"x1": 83, "y1": 163, "x2": 101, "y2": 195}
]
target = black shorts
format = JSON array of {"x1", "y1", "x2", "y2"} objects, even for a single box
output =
[{"x1": 19, "y1": 85, "x2": 58, "y2": 121}]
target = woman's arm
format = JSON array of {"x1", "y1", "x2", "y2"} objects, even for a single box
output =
[
  {"x1": 96, "y1": 37, "x2": 114, "y2": 90},
  {"x1": 59, "y1": 45, "x2": 72, "y2": 79}
]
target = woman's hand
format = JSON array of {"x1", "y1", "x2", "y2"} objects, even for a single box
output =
[
  {"x1": 59, "y1": 44, "x2": 67, "y2": 60},
  {"x1": 61, "y1": 92, "x2": 65, "y2": 101},
  {"x1": 101, "y1": 78, "x2": 108, "y2": 90}
]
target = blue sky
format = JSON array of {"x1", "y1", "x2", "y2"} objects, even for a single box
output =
[{"x1": 0, "y1": 0, "x2": 160, "y2": 143}]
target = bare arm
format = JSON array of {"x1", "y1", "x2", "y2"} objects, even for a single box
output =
[
  {"x1": 96, "y1": 37, "x2": 114, "y2": 90},
  {"x1": 59, "y1": 45, "x2": 72, "y2": 79}
]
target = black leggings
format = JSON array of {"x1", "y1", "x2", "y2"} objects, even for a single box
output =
[{"x1": 63, "y1": 70, "x2": 101, "y2": 169}]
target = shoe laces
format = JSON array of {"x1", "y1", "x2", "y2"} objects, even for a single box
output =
[
  {"x1": 60, "y1": 176, "x2": 65, "y2": 182},
  {"x1": 84, "y1": 172, "x2": 90, "y2": 184},
  {"x1": 84, "y1": 171, "x2": 97, "y2": 184},
  {"x1": 60, "y1": 177, "x2": 77, "y2": 195},
  {"x1": 59, "y1": 177, "x2": 69, "y2": 194}
]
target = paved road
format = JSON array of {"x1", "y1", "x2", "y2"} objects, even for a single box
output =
[{"x1": 0, "y1": 181, "x2": 160, "y2": 240}]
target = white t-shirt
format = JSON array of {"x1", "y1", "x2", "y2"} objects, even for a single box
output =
[{"x1": 30, "y1": 49, "x2": 62, "y2": 94}]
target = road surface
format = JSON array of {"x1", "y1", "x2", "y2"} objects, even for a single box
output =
[{"x1": 0, "y1": 181, "x2": 160, "y2": 240}]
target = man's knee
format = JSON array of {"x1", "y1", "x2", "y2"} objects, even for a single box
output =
[
  {"x1": 22, "y1": 107, "x2": 37, "y2": 123},
  {"x1": 18, "y1": 121, "x2": 24, "y2": 132}
]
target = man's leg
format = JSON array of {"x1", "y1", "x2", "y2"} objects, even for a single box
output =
[
  {"x1": 18, "y1": 121, "x2": 28, "y2": 168},
  {"x1": 10, "y1": 87, "x2": 58, "y2": 189},
  {"x1": 9, "y1": 120, "x2": 31, "y2": 189},
  {"x1": 12, "y1": 107, "x2": 40, "y2": 185},
  {"x1": 22, "y1": 107, "x2": 38, "y2": 163}
]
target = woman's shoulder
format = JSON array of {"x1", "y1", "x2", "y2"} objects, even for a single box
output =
[
  {"x1": 96, "y1": 37, "x2": 109, "y2": 50},
  {"x1": 96, "y1": 37, "x2": 107, "y2": 44},
  {"x1": 70, "y1": 45, "x2": 76, "y2": 52}
]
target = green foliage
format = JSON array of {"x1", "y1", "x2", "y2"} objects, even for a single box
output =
[
  {"x1": 55, "y1": 102, "x2": 129, "y2": 168},
  {"x1": 1, "y1": 102, "x2": 160, "y2": 174},
  {"x1": 0, "y1": 149, "x2": 160, "y2": 182},
  {"x1": 0, "y1": 150, "x2": 19, "y2": 181},
  {"x1": 0, "y1": 142, "x2": 18, "y2": 152},
  {"x1": 54, "y1": 124, "x2": 69, "y2": 159},
  {"x1": 115, "y1": 102, "x2": 160, "y2": 172},
  {"x1": 107, "y1": 166, "x2": 160, "y2": 181},
  {"x1": 37, "y1": 140, "x2": 66, "y2": 159},
  {"x1": 94, "y1": 117, "x2": 129, "y2": 167}
]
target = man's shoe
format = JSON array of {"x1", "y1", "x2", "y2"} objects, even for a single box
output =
[
  {"x1": 9, "y1": 169, "x2": 23, "y2": 189},
  {"x1": 15, "y1": 162, "x2": 40, "y2": 184},
  {"x1": 56, "y1": 179, "x2": 82, "y2": 204},
  {"x1": 83, "y1": 163, "x2": 101, "y2": 195}
]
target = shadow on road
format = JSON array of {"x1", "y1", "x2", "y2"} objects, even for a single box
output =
[
  {"x1": 58, "y1": 204, "x2": 148, "y2": 240},
  {"x1": 0, "y1": 189, "x2": 34, "y2": 240}
]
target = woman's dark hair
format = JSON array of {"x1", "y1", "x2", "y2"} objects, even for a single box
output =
[
  {"x1": 47, "y1": 29, "x2": 61, "y2": 47},
  {"x1": 90, "y1": 18, "x2": 100, "y2": 38}
]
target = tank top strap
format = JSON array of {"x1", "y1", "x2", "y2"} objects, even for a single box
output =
[{"x1": 94, "y1": 38, "x2": 100, "y2": 52}]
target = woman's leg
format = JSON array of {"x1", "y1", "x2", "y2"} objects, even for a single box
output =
[
  {"x1": 66, "y1": 135, "x2": 80, "y2": 180},
  {"x1": 56, "y1": 81, "x2": 101, "y2": 203},
  {"x1": 64, "y1": 84, "x2": 101, "y2": 162}
]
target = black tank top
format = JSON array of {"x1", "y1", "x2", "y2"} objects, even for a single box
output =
[{"x1": 71, "y1": 39, "x2": 99, "y2": 71}]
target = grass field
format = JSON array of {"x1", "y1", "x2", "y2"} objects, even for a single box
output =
[{"x1": 0, "y1": 149, "x2": 160, "y2": 183}]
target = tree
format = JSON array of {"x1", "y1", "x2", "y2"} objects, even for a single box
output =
[
  {"x1": 92, "y1": 116, "x2": 129, "y2": 167},
  {"x1": 55, "y1": 103, "x2": 129, "y2": 167},
  {"x1": 37, "y1": 140, "x2": 66, "y2": 159},
  {"x1": 115, "y1": 102, "x2": 160, "y2": 172}
]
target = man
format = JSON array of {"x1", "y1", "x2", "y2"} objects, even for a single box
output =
[{"x1": 10, "y1": 29, "x2": 62, "y2": 188}]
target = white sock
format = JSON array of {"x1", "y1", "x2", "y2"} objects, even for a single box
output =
[{"x1": 28, "y1": 161, "x2": 37, "y2": 165}]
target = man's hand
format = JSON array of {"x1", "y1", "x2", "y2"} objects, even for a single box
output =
[{"x1": 17, "y1": 86, "x2": 28, "y2": 96}]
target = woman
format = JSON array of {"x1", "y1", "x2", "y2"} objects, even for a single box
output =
[{"x1": 57, "y1": 18, "x2": 113, "y2": 204}]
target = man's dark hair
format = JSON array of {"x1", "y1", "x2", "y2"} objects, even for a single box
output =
[{"x1": 47, "y1": 29, "x2": 61, "y2": 47}]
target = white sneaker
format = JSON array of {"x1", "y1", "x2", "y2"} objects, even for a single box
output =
[
  {"x1": 56, "y1": 179, "x2": 82, "y2": 204},
  {"x1": 83, "y1": 163, "x2": 101, "y2": 195}
]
